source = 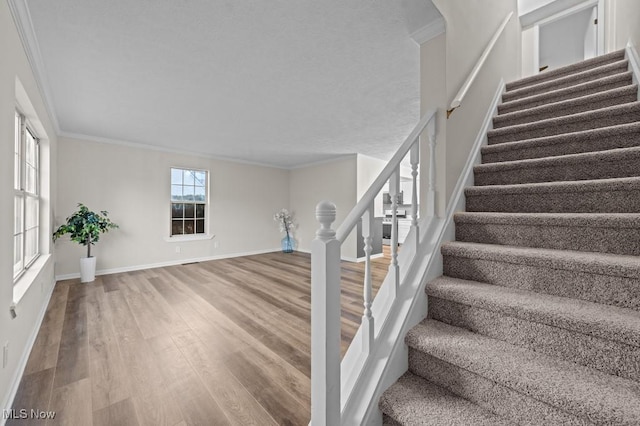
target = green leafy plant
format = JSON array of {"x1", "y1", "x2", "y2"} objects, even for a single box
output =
[{"x1": 52, "y1": 203, "x2": 118, "y2": 257}]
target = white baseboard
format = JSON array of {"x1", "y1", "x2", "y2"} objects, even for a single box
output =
[
  {"x1": 1, "y1": 273, "x2": 56, "y2": 426},
  {"x1": 343, "y1": 253, "x2": 386, "y2": 263},
  {"x1": 54, "y1": 247, "x2": 281, "y2": 281},
  {"x1": 294, "y1": 248, "x2": 384, "y2": 263}
]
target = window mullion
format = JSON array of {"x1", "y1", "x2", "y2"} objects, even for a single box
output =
[
  {"x1": 20, "y1": 114, "x2": 26, "y2": 192},
  {"x1": 20, "y1": 115, "x2": 26, "y2": 273}
]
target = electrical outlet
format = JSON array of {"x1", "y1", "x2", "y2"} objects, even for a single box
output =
[
  {"x1": 175, "y1": 246, "x2": 181, "y2": 254},
  {"x1": 214, "y1": 241, "x2": 219, "y2": 249},
  {"x1": 3, "y1": 342, "x2": 9, "y2": 368}
]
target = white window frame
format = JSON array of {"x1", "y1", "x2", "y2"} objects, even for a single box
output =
[
  {"x1": 169, "y1": 167, "x2": 209, "y2": 239},
  {"x1": 14, "y1": 110, "x2": 40, "y2": 282}
]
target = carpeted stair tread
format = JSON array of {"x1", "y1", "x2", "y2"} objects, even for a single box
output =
[
  {"x1": 466, "y1": 175, "x2": 640, "y2": 196},
  {"x1": 502, "y1": 59, "x2": 629, "y2": 103},
  {"x1": 442, "y1": 241, "x2": 640, "y2": 279},
  {"x1": 454, "y1": 211, "x2": 640, "y2": 255},
  {"x1": 505, "y1": 49, "x2": 626, "y2": 91},
  {"x1": 379, "y1": 372, "x2": 510, "y2": 426},
  {"x1": 443, "y1": 243, "x2": 640, "y2": 311},
  {"x1": 465, "y1": 176, "x2": 640, "y2": 213},
  {"x1": 498, "y1": 71, "x2": 633, "y2": 114},
  {"x1": 474, "y1": 146, "x2": 640, "y2": 185},
  {"x1": 427, "y1": 276, "x2": 640, "y2": 348},
  {"x1": 428, "y1": 279, "x2": 640, "y2": 382},
  {"x1": 481, "y1": 122, "x2": 640, "y2": 163},
  {"x1": 487, "y1": 101, "x2": 640, "y2": 145},
  {"x1": 406, "y1": 320, "x2": 640, "y2": 425},
  {"x1": 493, "y1": 84, "x2": 637, "y2": 129},
  {"x1": 454, "y1": 211, "x2": 640, "y2": 228}
]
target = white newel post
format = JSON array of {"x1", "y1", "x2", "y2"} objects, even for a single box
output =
[
  {"x1": 426, "y1": 118, "x2": 437, "y2": 217},
  {"x1": 311, "y1": 201, "x2": 341, "y2": 426},
  {"x1": 410, "y1": 142, "x2": 420, "y2": 252}
]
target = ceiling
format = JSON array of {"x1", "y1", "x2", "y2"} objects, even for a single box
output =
[{"x1": 18, "y1": 0, "x2": 441, "y2": 168}]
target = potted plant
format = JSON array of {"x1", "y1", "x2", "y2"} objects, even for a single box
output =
[
  {"x1": 274, "y1": 208, "x2": 296, "y2": 253},
  {"x1": 53, "y1": 203, "x2": 118, "y2": 283}
]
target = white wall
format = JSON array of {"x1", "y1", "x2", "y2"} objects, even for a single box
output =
[
  {"x1": 289, "y1": 157, "x2": 358, "y2": 259},
  {"x1": 356, "y1": 154, "x2": 387, "y2": 217},
  {"x1": 605, "y1": 0, "x2": 640, "y2": 51},
  {"x1": 431, "y1": 0, "x2": 521, "y2": 203},
  {"x1": 420, "y1": 32, "x2": 447, "y2": 218},
  {"x1": 55, "y1": 137, "x2": 290, "y2": 276},
  {"x1": 0, "y1": 1, "x2": 58, "y2": 415}
]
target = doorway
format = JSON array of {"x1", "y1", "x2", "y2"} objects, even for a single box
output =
[
  {"x1": 521, "y1": 0, "x2": 605, "y2": 77},
  {"x1": 539, "y1": 6, "x2": 597, "y2": 70}
]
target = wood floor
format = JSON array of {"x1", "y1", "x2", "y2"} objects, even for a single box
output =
[{"x1": 10, "y1": 250, "x2": 389, "y2": 426}]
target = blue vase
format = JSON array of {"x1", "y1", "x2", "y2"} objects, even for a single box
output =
[{"x1": 281, "y1": 234, "x2": 294, "y2": 253}]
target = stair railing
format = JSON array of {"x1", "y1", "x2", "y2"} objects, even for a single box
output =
[
  {"x1": 311, "y1": 108, "x2": 437, "y2": 425},
  {"x1": 447, "y1": 11, "x2": 513, "y2": 118}
]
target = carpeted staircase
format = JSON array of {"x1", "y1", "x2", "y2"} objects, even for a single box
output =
[{"x1": 379, "y1": 49, "x2": 640, "y2": 425}]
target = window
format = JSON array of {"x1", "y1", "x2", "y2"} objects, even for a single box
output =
[
  {"x1": 14, "y1": 111, "x2": 40, "y2": 281},
  {"x1": 170, "y1": 168, "x2": 207, "y2": 236}
]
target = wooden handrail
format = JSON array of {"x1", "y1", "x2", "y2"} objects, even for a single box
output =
[{"x1": 447, "y1": 11, "x2": 513, "y2": 118}]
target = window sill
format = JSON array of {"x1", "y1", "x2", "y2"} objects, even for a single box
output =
[
  {"x1": 163, "y1": 234, "x2": 215, "y2": 243},
  {"x1": 13, "y1": 254, "x2": 52, "y2": 305}
]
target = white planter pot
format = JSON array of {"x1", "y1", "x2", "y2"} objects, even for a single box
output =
[{"x1": 80, "y1": 256, "x2": 97, "y2": 283}]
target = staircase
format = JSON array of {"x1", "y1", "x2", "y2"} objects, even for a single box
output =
[{"x1": 379, "y1": 50, "x2": 640, "y2": 425}]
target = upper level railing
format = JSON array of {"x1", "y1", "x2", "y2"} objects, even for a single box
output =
[
  {"x1": 447, "y1": 11, "x2": 514, "y2": 118},
  {"x1": 310, "y1": 108, "x2": 436, "y2": 425}
]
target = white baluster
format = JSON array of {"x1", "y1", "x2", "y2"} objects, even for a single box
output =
[
  {"x1": 410, "y1": 141, "x2": 420, "y2": 252},
  {"x1": 311, "y1": 201, "x2": 341, "y2": 426},
  {"x1": 388, "y1": 169, "x2": 400, "y2": 297},
  {"x1": 361, "y1": 204, "x2": 374, "y2": 354},
  {"x1": 426, "y1": 118, "x2": 437, "y2": 217}
]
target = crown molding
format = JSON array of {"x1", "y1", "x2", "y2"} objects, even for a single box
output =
[
  {"x1": 57, "y1": 130, "x2": 296, "y2": 170},
  {"x1": 7, "y1": 0, "x2": 61, "y2": 134},
  {"x1": 410, "y1": 17, "x2": 445, "y2": 45},
  {"x1": 289, "y1": 154, "x2": 357, "y2": 170}
]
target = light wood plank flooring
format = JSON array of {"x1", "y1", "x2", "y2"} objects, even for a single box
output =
[{"x1": 9, "y1": 250, "x2": 389, "y2": 425}]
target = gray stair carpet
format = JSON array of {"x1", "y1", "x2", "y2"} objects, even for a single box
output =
[{"x1": 380, "y1": 49, "x2": 640, "y2": 425}]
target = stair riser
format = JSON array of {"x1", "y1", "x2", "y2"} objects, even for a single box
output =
[
  {"x1": 465, "y1": 187, "x2": 640, "y2": 213},
  {"x1": 455, "y1": 221, "x2": 640, "y2": 256},
  {"x1": 382, "y1": 415, "x2": 402, "y2": 426},
  {"x1": 474, "y1": 155, "x2": 640, "y2": 186},
  {"x1": 481, "y1": 131, "x2": 640, "y2": 163},
  {"x1": 408, "y1": 350, "x2": 585, "y2": 425},
  {"x1": 502, "y1": 63, "x2": 629, "y2": 103},
  {"x1": 488, "y1": 109, "x2": 640, "y2": 145},
  {"x1": 442, "y1": 255, "x2": 640, "y2": 311},
  {"x1": 499, "y1": 74, "x2": 633, "y2": 115},
  {"x1": 505, "y1": 52, "x2": 626, "y2": 92},
  {"x1": 493, "y1": 91, "x2": 637, "y2": 129},
  {"x1": 427, "y1": 297, "x2": 640, "y2": 382}
]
